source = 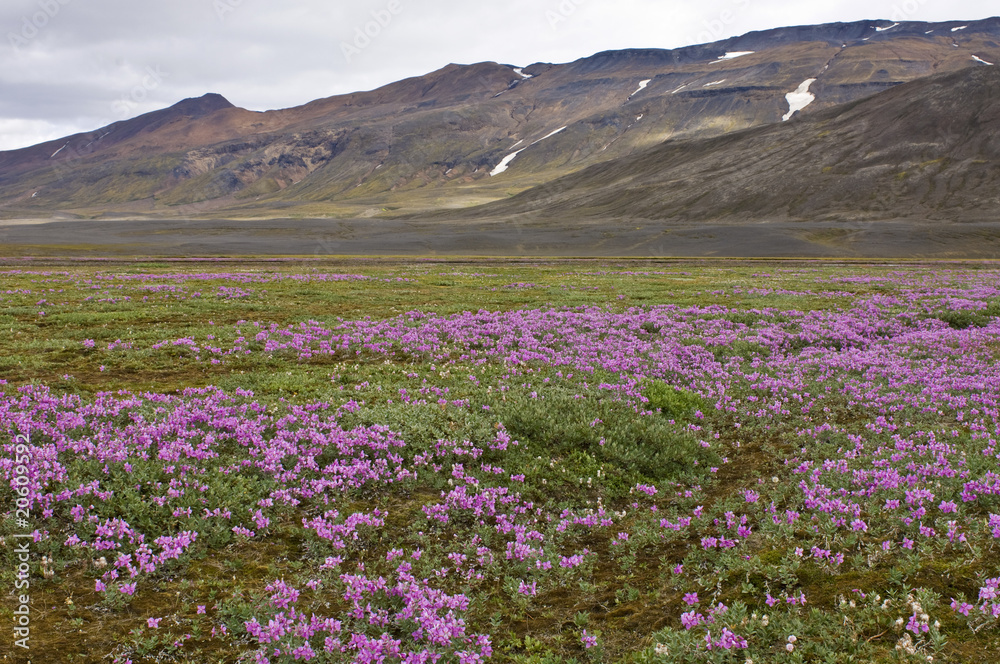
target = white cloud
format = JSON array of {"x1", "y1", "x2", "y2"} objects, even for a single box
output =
[{"x1": 0, "y1": 117, "x2": 83, "y2": 151}]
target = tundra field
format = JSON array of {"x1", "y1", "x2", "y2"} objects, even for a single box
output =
[{"x1": 2, "y1": 258, "x2": 1000, "y2": 664}]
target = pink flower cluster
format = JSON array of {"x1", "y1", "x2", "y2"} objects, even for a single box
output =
[{"x1": 244, "y1": 562, "x2": 491, "y2": 663}]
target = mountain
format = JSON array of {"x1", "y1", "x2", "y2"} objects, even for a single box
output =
[
  {"x1": 1, "y1": 17, "x2": 999, "y2": 220},
  {"x1": 432, "y1": 64, "x2": 1000, "y2": 225}
]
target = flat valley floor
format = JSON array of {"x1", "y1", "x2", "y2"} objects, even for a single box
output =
[{"x1": 3, "y1": 217, "x2": 1000, "y2": 257}]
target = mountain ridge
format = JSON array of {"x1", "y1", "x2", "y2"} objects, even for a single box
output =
[{"x1": 1, "y1": 17, "x2": 998, "y2": 220}]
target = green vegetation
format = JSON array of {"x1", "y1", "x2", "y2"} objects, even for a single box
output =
[{"x1": 1, "y1": 259, "x2": 999, "y2": 663}]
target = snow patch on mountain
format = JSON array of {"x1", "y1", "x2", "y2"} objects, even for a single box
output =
[
  {"x1": 710, "y1": 51, "x2": 754, "y2": 63},
  {"x1": 490, "y1": 127, "x2": 567, "y2": 176},
  {"x1": 629, "y1": 79, "x2": 651, "y2": 98},
  {"x1": 972, "y1": 55, "x2": 995, "y2": 65},
  {"x1": 489, "y1": 152, "x2": 521, "y2": 177},
  {"x1": 533, "y1": 126, "x2": 566, "y2": 143},
  {"x1": 513, "y1": 68, "x2": 532, "y2": 79},
  {"x1": 782, "y1": 78, "x2": 817, "y2": 121}
]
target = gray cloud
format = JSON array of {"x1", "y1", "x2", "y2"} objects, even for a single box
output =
[{"x1": 0, "y1": 0, "x2": 996, "y2": 149}]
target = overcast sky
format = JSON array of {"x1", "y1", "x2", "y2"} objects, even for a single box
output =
[{"x1": 1, "y1": 0, "x2": 996, "y2": 150}]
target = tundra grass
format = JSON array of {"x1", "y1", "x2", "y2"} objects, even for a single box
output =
[{"x1": 1, "y1": 259, "x2": 999, "y2": 663}]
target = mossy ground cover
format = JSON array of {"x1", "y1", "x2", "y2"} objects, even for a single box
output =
[{"x1": 1, "y1": 259, "x2": 1000, "y2": 663}]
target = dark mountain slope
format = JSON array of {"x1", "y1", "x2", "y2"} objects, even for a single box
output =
[{"x1": 442, "y1": 64, "x2": 1000, "y2": 224}]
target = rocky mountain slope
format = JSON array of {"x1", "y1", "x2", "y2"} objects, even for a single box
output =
[
  {"x1": 1, "y1": 17, "x2": 998, "y2": 219},
  {"x1": 434, "y1": 64, "x2": 1000, "y2": 225}
]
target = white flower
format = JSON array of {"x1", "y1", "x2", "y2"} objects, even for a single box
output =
[
  {"x1": 896, "y1": 634, "x2": 916, "y2": 655},
  {"x1": 786, "y1": 644, "x2": 795, "y2": 652}
]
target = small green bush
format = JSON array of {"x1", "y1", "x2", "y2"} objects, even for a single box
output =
[
  {"x1": 641, "y1": 380, "x2": 706, "y2": 421},
  {"x1": 497, "y1": 385, "x2": 714, "y2": 486},
  {"x1": 930, "y1": 300, "x2": 1000, "y2": 329},
  {"x1": 712, "y1": 339, "x2": 771, "y2": 361}
]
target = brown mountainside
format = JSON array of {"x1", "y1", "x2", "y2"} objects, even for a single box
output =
[{"x1": 0, "y1": 17, "x2": 998, "y2": 219}]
